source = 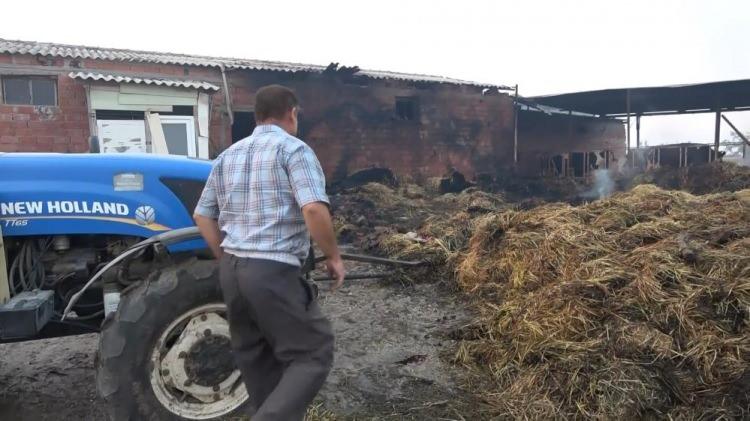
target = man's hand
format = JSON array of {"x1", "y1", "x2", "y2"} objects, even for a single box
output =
[
  {"x1": 326, "y1": 256, "x2": 346, "y2": 291},
  {"x1": 193, "y1": 214, "x2": 224, "y2": 259},
  {"x1": 302, "y1": 202, "x2": 346, "y2": 291}
]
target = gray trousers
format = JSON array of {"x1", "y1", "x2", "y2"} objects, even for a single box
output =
[{"x1": 219, "y1": 254, "x2": 334, "y2": 421}]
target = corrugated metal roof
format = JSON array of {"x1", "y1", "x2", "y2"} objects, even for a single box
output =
[
  {"x1": 0, "y1": 38, "x2": 509, "y2": 89},
  {"x1": 0, "y1": 39, "x2": 322, "y2": 73},
  {"x1": 530, "y1": 79, "x2": 750, "y2": 116},
  {"x1": 68, "y1": 71, "x2": 221, "y2": 91}
]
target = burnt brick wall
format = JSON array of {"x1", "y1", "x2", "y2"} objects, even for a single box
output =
[
  {"x1": 215, "y1": 71, "x2": 516, "y2": 182},
  {"x1": 0, "y1": 52, "x2": 624, "y2": 182},
  {"x1": 516, "y1": 110, "x2": 626, "y2": 176}
]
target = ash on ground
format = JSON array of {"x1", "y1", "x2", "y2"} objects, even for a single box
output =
[{"x1": 0, "y1": 274, "x2": 477, "y2": 420}]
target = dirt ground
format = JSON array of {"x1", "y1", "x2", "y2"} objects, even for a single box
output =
[{"x1": 0, "y1": 277, "x2": 476, "y2": 420}]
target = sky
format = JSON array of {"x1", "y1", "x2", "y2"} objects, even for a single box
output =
[{"x1": 2, "y1": 0, "x2": 749, "y2": 145}]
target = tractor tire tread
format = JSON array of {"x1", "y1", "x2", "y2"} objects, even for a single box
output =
[{"x1": 95, "y1": 258, "x2": 239, "y2": 421}]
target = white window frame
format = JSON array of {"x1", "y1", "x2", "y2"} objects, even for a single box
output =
[{"x1": 160, "y1": 115, "x2": 197, "y2": 158}]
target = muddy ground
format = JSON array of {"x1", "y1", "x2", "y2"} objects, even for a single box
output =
[{"x1": 0, "y1": 276, "x2": 477, "y2": 420}]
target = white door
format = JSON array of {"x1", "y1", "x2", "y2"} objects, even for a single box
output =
[
  {"x1": 160, "y1": 116, "x2": 197, "y2": 158},
  {"x1": 97, "y1": 120, "x2": 147, "y2": 154}
]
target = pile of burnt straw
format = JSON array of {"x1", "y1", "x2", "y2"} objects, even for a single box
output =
[
  {"x1": 631, "y1": 161, "x2": 750, "y2": 195},
  {"x1": 382, "y1": 184, "x2": 750, "y2": 419},
  {"x1": 330, "y1": 182, "x2": 508, "y2": 250}
]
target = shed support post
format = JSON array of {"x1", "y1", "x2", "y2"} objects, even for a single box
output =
[
  {"x1": 636, "y1": 115, "x2": 641, "y2": 149},
  {"x1": 513, "y1": 84, "x2": 519, "y2": 167},
  {"x1": 714, "y1": 110, "x2": 721, "y2": 161},
  {"x1": 627, "y1": 116, "x2": 631, "y2": 151},
  {"x1": 625, "y1": 89, "x2": 631, "y2": 166}
]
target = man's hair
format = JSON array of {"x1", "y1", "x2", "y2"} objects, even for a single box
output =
[{"x1": 254, "y1": 85, "x2": 299, "y2": 123}]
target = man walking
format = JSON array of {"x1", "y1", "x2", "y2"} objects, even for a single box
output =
[{"x1": 193, "y1": 85, "x2": 345, "y2": 420}]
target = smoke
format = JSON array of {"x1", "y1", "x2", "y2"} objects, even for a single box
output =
[{"x1": 581, "y1": 169, "x2": 616, "y2": 199}]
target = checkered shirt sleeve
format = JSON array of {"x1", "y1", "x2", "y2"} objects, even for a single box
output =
[
  {"x1": 287, "y1": 145, "x2": 329, "y2": 208},
  {"x1": 194, "y1": 159, "x2": 221, "y2": 219}
]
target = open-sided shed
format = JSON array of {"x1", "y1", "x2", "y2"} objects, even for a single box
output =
[{"x1": 529, "y1": 79, "x2": 750, "y2": 155}]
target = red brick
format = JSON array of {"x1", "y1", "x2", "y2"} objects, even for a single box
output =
[
  {"x1": 1, "y1": 135, "x2": 19, "y2": 144},
  {"x1": 60, "y1": 105, "x2": 87, "y2": 113},
  {"x1": 27, "y1": 121, "x2": 53, "y2": 130},
  {"x1": 65, "y1": 113, "x2": 86, "y2": 122},
  {"x1": 18, "y1": 136, "x2": 36, "y2": 145},
  {"x1": 60, "y1": 120, "x2": 88, "y2": 130},
  {"x1": 20, "y1": 143, "x2": 42, "y2": 152},
  {"x1": 11, "y1": 105, "x2": 35, "y2": 113},
  {"x1": 67, "y1": 128, "x2": 85, "y2": 139},
  {"x1": 70, "y1": 143, "x2": 88, "y2": 153},
  {"x1": 12, "y1": 113, "x2": 31, "y2": 121},
  {"x1": 12, "y1": 128, "x2": 34, "y2": 137}
]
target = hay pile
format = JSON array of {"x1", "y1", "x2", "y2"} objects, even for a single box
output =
[{"x1": 384, "y1": 185, "x2": 750, "y2": 419}]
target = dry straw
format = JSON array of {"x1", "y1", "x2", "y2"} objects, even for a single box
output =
[{"x1": 383, "y1": 184, "x2": 750, "y2": 419}]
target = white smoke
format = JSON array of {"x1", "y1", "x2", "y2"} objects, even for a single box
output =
[{"x1": 582, "y1": 169, "x2": 616, "y2": 199}]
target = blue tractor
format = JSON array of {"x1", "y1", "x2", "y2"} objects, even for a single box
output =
[{"x1": 0, "y1": 153, "x2": 250, "y2": 419}]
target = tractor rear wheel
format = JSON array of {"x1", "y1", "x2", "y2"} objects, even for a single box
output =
[{"x1": 96, "y1": 258, "x2": 249, "y2": 420}]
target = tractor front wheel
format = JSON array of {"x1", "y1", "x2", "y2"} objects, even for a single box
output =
[{"x1": 96, "y1": 258, "x2": 249, "y2": 420}]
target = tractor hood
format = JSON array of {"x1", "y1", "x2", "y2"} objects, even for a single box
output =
[{"x1": 0, "y1": 153, "x2": 212, "y2": 251}]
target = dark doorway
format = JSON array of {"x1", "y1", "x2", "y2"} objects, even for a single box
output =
[
  {"x1": 232, "y1": 112, "x2": 256, "y2": 143},
  {"x1": 659, "y1": 147, "x2": 681, "y2": 167},
  {"x1": 686, "y1": 145, "x2": 711, "y2": 165},
  {"x1": 570, "y1": 152, "x2": 586, "y2": 177}
]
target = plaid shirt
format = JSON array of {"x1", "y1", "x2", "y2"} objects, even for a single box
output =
[{"x1": 194, "y1": 124, "x2": 329, "y2": 266}]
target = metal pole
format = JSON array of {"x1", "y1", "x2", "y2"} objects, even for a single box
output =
[
  {"x1": 513, "y1": 84, "x2": 519, "y2": 166},
  {"x1": 626, "y1": 90, "x2": 631, "y2": 153},
  {"x1": 721, "y1": 114, "x2": 750, "y2": 147},
  {"x1": 219, "y1": 64, "x2": 234, "y2": 126},
  {"x1": 625, "y1": 89, "x2": 631, "y2": 167},
  {"x1": 714, "y1": 110, "x2": 721, "y2": 161},
  {"x1": 636, "y1": 115, "x2": 641, "y2": 149}
]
